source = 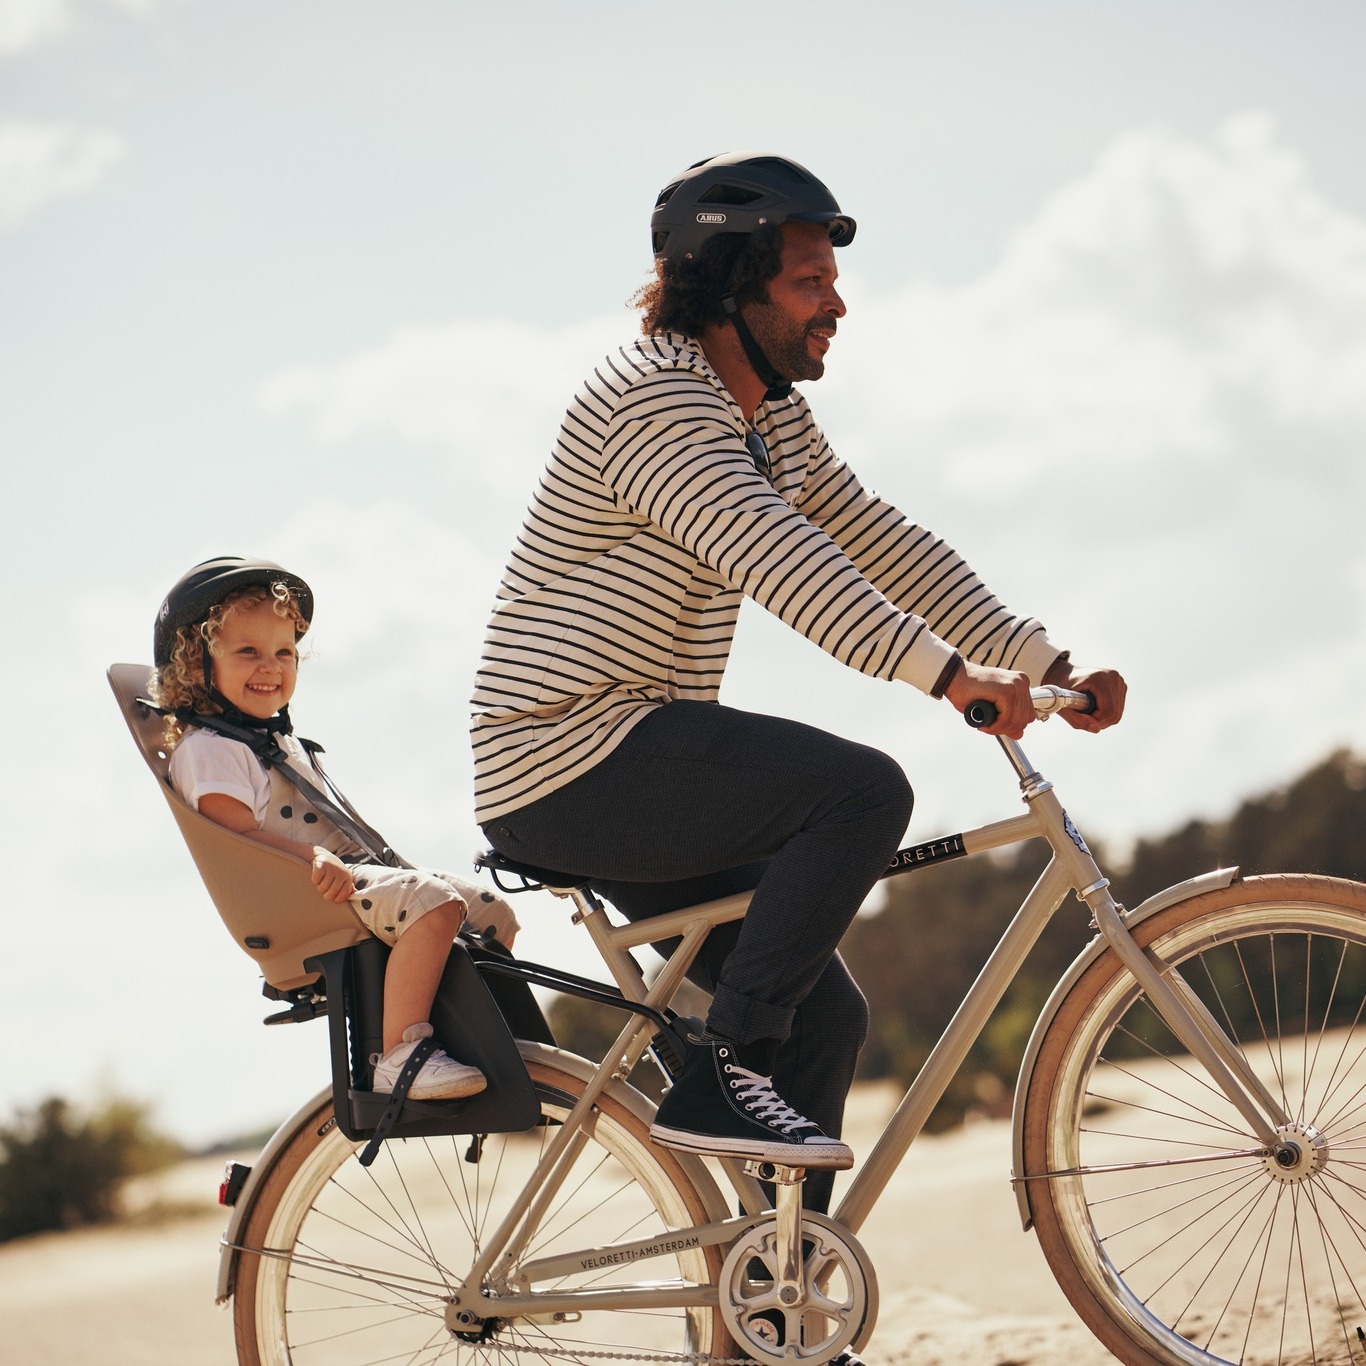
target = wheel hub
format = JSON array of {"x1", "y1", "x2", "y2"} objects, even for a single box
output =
[
  {"x1": 449, "y1": 1308, "x2": 503, "y2": 1343},
  {"x1": 1262, "y1": 1122, "x2": 1327, "y2": 1184}
]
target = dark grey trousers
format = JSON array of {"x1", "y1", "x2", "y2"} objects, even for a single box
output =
[{"x1": 483, "y1": 700, "x2": 914, "y2": 1211}]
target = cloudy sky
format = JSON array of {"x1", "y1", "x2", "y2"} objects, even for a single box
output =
[{"x1": 3, "y1": 0, "x2": 1365, "y2": 1146}]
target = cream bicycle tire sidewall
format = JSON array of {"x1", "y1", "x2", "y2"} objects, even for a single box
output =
[
  {"x1": 1022, "y1": 873, "x2": 1366, "y2": 1366},
  {"x1": 231, "y1": 1061, "x2": 730, "y2": 1365}
]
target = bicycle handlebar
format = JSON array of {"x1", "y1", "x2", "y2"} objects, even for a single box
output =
[{"x1": 964, "y1": 686, "x2": 1096, "y2": 730}]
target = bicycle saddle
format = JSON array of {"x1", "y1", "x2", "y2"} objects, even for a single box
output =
[{"x1": 475, "y1": 849, "x2": 590, "y2": 893}]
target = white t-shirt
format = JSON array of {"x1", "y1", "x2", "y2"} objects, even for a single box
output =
[{"x1": 169, "y1": 727, "x2": 312, "y2": 825}]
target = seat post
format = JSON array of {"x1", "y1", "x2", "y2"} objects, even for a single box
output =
[{"x1": 570, "y1": 886, "x2": 655, "y2": 1004}]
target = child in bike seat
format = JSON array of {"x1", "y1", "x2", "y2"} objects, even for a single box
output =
[{"x1": 150, "y1": 555, "x2": 519, "y2": 1102}]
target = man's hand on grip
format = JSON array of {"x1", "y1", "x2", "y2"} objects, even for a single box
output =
[{"x1": 945, "y1": 662, "x2": 1034, "y2": 738}]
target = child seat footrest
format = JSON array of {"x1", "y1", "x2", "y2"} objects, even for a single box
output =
[{"x1": 307, "y1": 939, "x2": 540, "y2": 1145}]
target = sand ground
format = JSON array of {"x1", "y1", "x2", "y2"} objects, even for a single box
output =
[{"x1": 0, "y1": 1084, "x2": 1117, "y2": 1365}]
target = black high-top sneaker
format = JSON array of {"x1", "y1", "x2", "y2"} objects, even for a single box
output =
[{"x1": 649, "y1": 1034, "x2": 854, "y2": 1169}]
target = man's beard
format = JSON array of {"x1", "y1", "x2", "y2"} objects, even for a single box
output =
[{"x1": 740, "y1": 303, "x2": 836, "y2": 383}]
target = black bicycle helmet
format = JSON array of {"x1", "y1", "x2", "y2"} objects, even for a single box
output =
[
  {"x1": 154, "y1": 556, "x2": 314, "y2": 667},
  {"x1": 650, "y1": 152, "x2": 856, "y2": 266}
]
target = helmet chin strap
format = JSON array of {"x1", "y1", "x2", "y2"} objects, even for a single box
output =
[{"x1": 721, "y1": 294, "x2": 793, "y2": 402}]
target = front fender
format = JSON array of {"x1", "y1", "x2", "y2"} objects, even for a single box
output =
[
  {"x1": 216, "y1": 1041, "x2": 733, "y2": 1303},
  {"x1": 1009, "y1": 867, "x2": 1239, "y2": 1232}
]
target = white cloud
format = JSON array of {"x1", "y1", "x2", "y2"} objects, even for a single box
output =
[
  {"x1": 0, "y1": 116, "x2": 125, "y2": 226},
  {"x1": 0, "y1": 0, "x2": 71, "y2": 54},
  {"x1": 258, "y1": 314, "x2": 630, "y2": 496},
  {"x1": 0, "y1": 0, "x2": 179, "y2": 56},
  {"x1": 260, "y1": 113, "x2": 1366, "y2": 508},
  {"x1": 824, "y1": 111, "x2": 1366, "y2": 495}
]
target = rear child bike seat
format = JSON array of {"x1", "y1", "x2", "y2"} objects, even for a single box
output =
[{"x1": 108, "y1": 662, "x2": 370, "y2": 989}]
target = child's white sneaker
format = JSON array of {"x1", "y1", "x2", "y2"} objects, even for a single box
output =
[{"x1": 370, "y1": 1023, "x2": 487, "y2": 1100}]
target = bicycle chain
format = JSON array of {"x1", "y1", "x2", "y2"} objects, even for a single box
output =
[{"x1": 471, "y1": 1341, "x2": 750, "y2": 1364}]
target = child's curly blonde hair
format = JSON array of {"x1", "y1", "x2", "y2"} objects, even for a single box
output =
[{"x1": 150, "y1": 582, "x2": 309, "y2": 749}]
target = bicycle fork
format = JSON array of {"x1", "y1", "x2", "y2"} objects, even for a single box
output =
[{"x1": 1013, "y1": 738, "x2": 1288, "y2": 1150}]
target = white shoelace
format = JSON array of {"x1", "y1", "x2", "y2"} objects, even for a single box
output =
[{"x1": 725, "y1": 1065, "x2": 821, "y2": 1136}]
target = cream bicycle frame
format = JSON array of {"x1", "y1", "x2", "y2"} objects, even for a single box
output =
[{"x1": 448, "y1": 690, "x2": 1289, "y2": 1323}]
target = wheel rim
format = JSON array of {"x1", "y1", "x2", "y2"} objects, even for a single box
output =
[
  {"x1": 243, "y1": 1073, "x2": 720, "y2": 1364},
  {"x1": 1045, "y1": 898, "x2": 1366, "y2": 1365}
]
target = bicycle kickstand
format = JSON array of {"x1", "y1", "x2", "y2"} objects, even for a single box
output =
[{"x1": 745, "y1": 1161, "x2": 807, "y2": 1306}]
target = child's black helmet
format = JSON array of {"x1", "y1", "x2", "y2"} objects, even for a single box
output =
[
  {"x1": 154, "y1": 556, "x2": 313, "y2": 666},
  {"x1": 650, "y1": 152, "x2": 857, "y2": 266}
]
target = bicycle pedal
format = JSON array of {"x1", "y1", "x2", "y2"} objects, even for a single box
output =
[{"x1": 741, "y1": 1159, "x2": 806, "y2": 1184}]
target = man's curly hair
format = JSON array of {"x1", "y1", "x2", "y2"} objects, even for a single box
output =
[
  {"x1": 149, "y1": 582, "x2": 308, "y2": 749},
  {"x1": 633, "y1": 226, "x2": 784, "y2": 337}
]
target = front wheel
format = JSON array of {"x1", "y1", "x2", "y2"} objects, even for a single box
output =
[
  {"x1": 232, "y1": 1056, "x2": 730, "y2": 1365},
  {"x1": 1023, "y1": 873, "x2": 1366, "y2": 1366}
]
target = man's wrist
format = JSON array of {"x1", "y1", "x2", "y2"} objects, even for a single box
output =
[
  {"x1": 1041, "y1": 650, "x2": 1072, "y2": 687},
  {"x1": 930, "y1": 652, "x2": 963, "y2": 699}
]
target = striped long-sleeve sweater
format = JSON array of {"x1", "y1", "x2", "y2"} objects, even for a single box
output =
[{"x1": 470, "y1": 332, "x2": 1062, "y2": 824}]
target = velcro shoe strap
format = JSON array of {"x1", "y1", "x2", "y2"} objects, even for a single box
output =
[{"x1": 359, "y1": 1037, "x2": 438, "y2": 1167}]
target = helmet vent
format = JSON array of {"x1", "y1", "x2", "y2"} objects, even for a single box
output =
[
  {"x1": 747, "y1": 156, "x2": 813, "y2": 183},
  {"x1": 697, "y1": 183, "x2": 764, "y2": 207}
]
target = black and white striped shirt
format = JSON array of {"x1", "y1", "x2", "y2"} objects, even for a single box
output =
[{"x1": 470, "y1": 333, "x2": 1060, "y2": 823}]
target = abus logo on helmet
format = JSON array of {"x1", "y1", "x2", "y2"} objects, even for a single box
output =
[{"x1": 696, "y1": 212, "x2": 727, "y2": 225}]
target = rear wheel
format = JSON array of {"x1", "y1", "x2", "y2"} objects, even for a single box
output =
[
  {"x1": 1024, "y1": 874, "x2": 1366, "y2": 1365},
  {"x1": 233, "y1": 1057, "x2": 729, "y2": 1365}
]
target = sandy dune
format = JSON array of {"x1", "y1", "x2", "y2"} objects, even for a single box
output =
[{"x1": 0, "y1": 1086, "x2": 1116, "y2": 1365}]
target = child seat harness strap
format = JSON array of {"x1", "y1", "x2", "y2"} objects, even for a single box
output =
[{"x1": 144, "y1": 702, "x2": 410, "y2": 870}]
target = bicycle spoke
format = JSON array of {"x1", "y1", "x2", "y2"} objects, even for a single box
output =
[
  {"x1": 1174, "y1": 1184, "x2": 1281, "y2": 1351},
  {"x1": 1091, "y1": 1163, "x2": 1259, "y2": 1241},
  {"x1": 1235, "y1": 935, "x2": 1292, "y2": 1116},
  {"x1": 1108, "y1": 998, "x2": 1276, "y2": 1132},
  {"x1": 1086, "y1": 1071, "x2": 1259, "y2": 1145},
  {"x1": 1304, "y1": 1180, "x2": 1366, "y2": 1362}
]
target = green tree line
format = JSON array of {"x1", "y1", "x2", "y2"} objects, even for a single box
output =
[{"x1": 0, "y1": 1096, "x2": 184, "y2": 1242}]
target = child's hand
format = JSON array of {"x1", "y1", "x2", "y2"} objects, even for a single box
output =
[{"x1": 311, "y1": 849, "x2": 356, "y2": 903}]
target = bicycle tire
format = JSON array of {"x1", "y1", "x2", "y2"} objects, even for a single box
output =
[
  {"x1": 1023, "y1": 873, "x2": 1366, "y2": 1366},
  {"x1": 232, "y1": 1054, "x2": 730, "y2": 1365}
]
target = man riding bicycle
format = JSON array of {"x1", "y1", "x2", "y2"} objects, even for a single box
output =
[{"x1": 471, "y1": 151, "x2": 1125, "y2": 1213}]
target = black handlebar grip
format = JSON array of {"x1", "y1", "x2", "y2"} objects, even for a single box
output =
[
  {"x1": 967, "y1": 690, "x2": 1097, "y2": 728},
  {"x1": 965, "y1": 701, "x2": 997, "y2": 729}
]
